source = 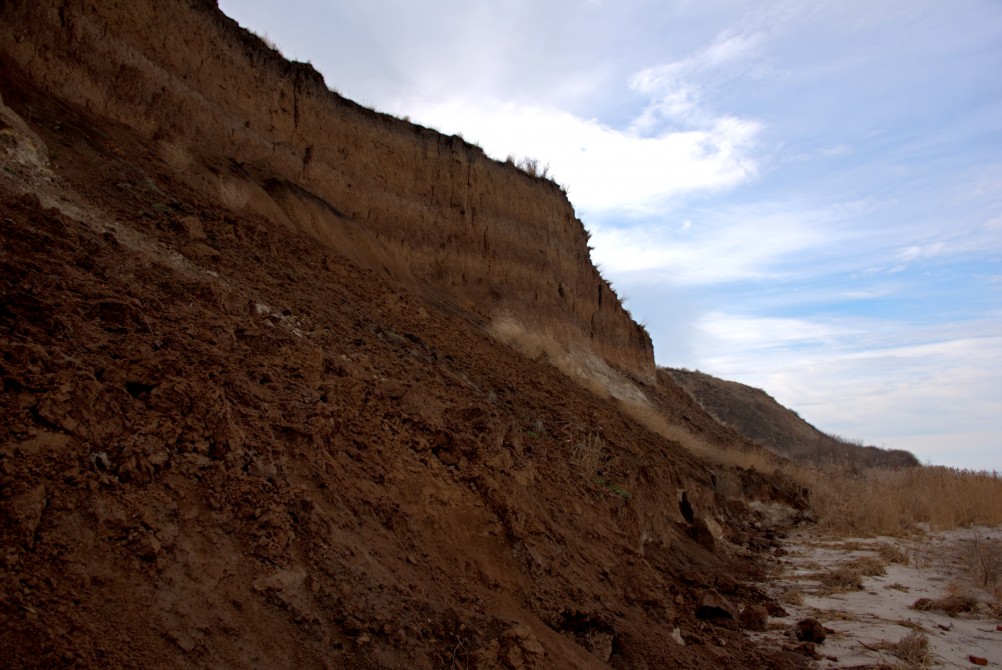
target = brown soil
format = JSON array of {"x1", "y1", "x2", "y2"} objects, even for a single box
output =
[{"x1": 1, "y1": 2, "x2": 811, "y2": 668}]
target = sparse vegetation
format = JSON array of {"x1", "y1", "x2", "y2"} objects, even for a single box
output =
[
  {"x1": 507, "y1": 154, "x2": 551, "y2": 180},
  {"x1": 966, "y1": 530, "x2": 1002, "y2": 591},
  {"x1": 875, "y1": 630, "x2": 932, "y2": 669},
  {"x1": 777, "y1": 586, "x2": 804, "y2": 605},
  {"x1": 815, "y1": 556, "x2": 886, "y2": 594},
  {"x1": 911, "y1": 591, "x2": 978, "y2": 617}
]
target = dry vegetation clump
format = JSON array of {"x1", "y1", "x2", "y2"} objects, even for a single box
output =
[
  {"x1": 506, "y1": 154, "x2": 551, "y2": 180},
  {"x1": 872, "y1": 630, "x2": 932, "y2": 669},
  {"x1": 850, "y1": 555, "x2": 889, "y2": 576},
  {"x1": 911, "y1": 586, "x2": 979, "y2": 617},
  {"x1": 573, "y1": 433, "x2": 605, "y2": 479},
  {"x1": 965, "y1": 531, "x2": 1002, "y2": 591},
  {"x1": 815, "y1": 556, "x2": 887, "y2": 593},
  {"x1": 817, "y1": 564, "x2": 864, "y2": 592},
  {"x1": 876, "y1": 542, "x2": 910, "y2": 565},
  {"x1": 795, "y1": 465, "x2": 1002, "y2": 536},
  {"x1": 777, "y1": 586, "x2": 804, "y2": 605}
]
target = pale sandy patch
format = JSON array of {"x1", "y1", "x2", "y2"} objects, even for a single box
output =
[{"x1": 756, "y1": 528, "x2": 1002, "y2": 667}]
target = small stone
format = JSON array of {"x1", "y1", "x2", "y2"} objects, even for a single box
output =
[
  {"x1": 739, "y1": 605, "x2": 768, "y2": 631},
  {"x1": 969, "y1": 656, "x2": 988, "y2": 666},
  {"x1": 696, "y1": 590, "x2": 738, "y2": 620},
  {"x1": 794, "y1": 618, "x2": 826, "y2": 643}
]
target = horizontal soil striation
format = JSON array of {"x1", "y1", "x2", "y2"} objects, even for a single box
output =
[
  {"x1": 0, "y1": 76, "x2": 807, "y2": 668},
  {"x1": 0, "y1": 4, "x2": 811, "y2": 668},
  {"x1": 0, "y1": 0, "x2": 654, "y2": 383}
]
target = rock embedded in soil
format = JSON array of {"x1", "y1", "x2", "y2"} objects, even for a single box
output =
[
  {"x1": 794, "y1": 618, "x2": 826, "y2": 643},
  {"x1": 739, "y1": 604, "x2": 768, "y2": 631},
  {"x1": 696, "y1": 590, "x2": 738, "y2": 620}
]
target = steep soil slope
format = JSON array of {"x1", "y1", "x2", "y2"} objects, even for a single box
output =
[
  {"x1": 0, "y1": 0, "x2": 653, "y2": 384},
  {"x1": 665, "y1": 368, "x2": 919, "y2": 469},
  {"x1": 1, "y1": 2, "x2": 812, "y2": 668}
]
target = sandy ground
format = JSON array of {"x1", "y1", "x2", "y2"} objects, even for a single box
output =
[{"x1": 756, "y1": 528, "x2": 1002, "y2": 668}]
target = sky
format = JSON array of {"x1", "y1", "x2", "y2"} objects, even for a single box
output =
[{"x1": 218, "y1": 0, "x2": 1002, "y2": 470}]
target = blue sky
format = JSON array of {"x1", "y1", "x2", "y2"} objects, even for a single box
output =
[{"x1": 218, "y1": 0, "x2": 1001, "y2": 469}]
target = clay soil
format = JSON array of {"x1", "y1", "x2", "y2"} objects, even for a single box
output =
[{"x1": 0, "y1": 58, "x2": 813, "y2": 670}]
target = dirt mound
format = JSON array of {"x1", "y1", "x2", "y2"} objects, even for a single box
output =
[{"x1": 1, "y1": 2, "x2": 809, "y2": 667}]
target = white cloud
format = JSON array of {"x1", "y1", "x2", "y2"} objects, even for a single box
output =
[
  {"x1": 628, "y1": 29, "x2": 766, "y2": 134},
  {"x1": 402, "y1": 97, "x2": 760, "y2": 216},
  {"x1": 588, "y1": 203, "x2": 839, "y2": 284}
]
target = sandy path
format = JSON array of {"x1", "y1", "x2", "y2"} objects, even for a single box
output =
[{"x1": 755, "y1": 528, "x2": 1002, "y2": 668}]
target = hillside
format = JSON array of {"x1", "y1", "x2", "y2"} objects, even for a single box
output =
[
  {"x1": 1, "y1": 2, "x2": 815, "y2": 669},
  {"x1": 664, "y1": 368, "x2": 920, "y2": 470}
]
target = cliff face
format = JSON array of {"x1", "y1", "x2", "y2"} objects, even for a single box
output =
[
  {"x1": 0, "y1": 3, "x2": 818, "y2": 668},
  {"x1": 0, "y1": 0, "x2": 654, "y2": 383}
]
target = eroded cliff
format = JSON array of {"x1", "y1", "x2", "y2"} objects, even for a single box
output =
[
  {"x1": 0, "y1": 2, "x2": 813, "y2": 668},
  {"x1": 0, "y1": 0, "x2": 654, "y2": 384}
]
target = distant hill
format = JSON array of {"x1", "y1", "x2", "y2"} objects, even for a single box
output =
[{"x1": 664, "y1": 368, "x2": 920, "y2": 470}]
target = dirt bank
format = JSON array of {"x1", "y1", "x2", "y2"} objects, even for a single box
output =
[{"x1": 0, "y1": 1, "x2": 816, "y2": 667}]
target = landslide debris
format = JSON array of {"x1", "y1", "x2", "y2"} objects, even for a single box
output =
[{"x1": 1, "y1": 2, "x2": 810, "y2": 668}]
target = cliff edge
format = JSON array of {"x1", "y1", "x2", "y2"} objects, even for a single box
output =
[{"x1": 0, "y1": 0, "x2": 654, "y2": 384}]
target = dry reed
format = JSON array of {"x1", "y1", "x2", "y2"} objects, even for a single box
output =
[{"x1": 794, "y1": 465, "x2": 1002, "y2": 536}]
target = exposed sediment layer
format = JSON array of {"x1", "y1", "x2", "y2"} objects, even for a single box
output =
[{"x1": 0, "y1": 0, "x2": 654, "y2": 383}]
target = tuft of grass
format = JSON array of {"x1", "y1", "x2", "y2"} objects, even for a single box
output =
[
  {"x1": 574, "y1": 433, "x2": 605, "y2": 479},
  {"x1": 883, "y1": 631, "x2": 932, "y2": 669},
  {"x1": 911, "y1": 592, "x2": 978, "y2": 617},
  {"x1": 815, "y1": 556, "x2": 887, "y2": 594},
  {"x1": 777, "y1": 586, "x2": 804, "y2": 605},
  {"x1": 817, "y1": 565, "x2": 864, "y2": 593},
  {"x1": 967, "y1": 531, "x2": 1001, "y2": 590},
  {"x1": 876, "y1": 543, "x2": 910, "y2": 565}
]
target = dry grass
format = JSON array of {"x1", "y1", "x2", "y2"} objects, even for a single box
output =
[
  {"x1": 776, "y1": 586, "x2": 804, "y2": 605},
  {"x1": 814, "y1": 556, "x2": 888, "y2": 594},
  {"x1": 876, "y1": 542, "x2": 910, "y2": 565},
  {"x1": 966, "y1": 531, "x2": 1002, "y2": 591},
  {"x1": 876, "y1": 630, "x2": 932, "y2": 669},
  {"x1": 817, "y1": 564, "x2": 864, "y2": 592},
  {"x1": 794, "y1": 465, "x2": 1002, "y2": 536},
  {"x1": 218, "y1": 176, "x2": 251, "y2": 210},
  {"x1": 617, "y1": 396, "x2": 781, "y2": 473},
  {"x1": 573, "y1": 433, "x2": 605, "y2": 479},
  {"x1": 911, "y1": 584, "x2": 979, "y2": 617}
]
